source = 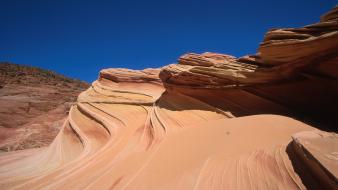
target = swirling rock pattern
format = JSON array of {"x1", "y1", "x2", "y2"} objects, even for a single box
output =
[{"x1": 0, "y1": 6, "x2": 337, "y2": 190}]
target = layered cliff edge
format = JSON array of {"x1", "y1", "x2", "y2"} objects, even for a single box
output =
[{"x1": 0, "y1": 7, "x2": 337, "y2": 190}]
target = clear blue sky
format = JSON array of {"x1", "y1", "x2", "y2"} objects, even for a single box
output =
[{"x1": 0, "y1": 0, "x2": 336, "y2": 82}]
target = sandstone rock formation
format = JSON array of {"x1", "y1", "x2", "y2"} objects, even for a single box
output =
[
  {"x1": 0, "y1": 6, "x2": 337, "y2": 190},
  {"x1": 0, "y1": 63, "x2": 89, "y2": 151},
  {"x1": 160, "y1": 6, "x2": 338, "y2": 131},
  {"x1": 291, "y1": 130, "x2": 338, "y2": 189}
]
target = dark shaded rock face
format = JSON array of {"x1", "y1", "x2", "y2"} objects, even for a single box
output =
[
  {"x1": 0, "y1": 63, "x2": 89, "y2": 151},
  {"x1": 159, "y1": 7, "x2": 338, "y2": 131}
]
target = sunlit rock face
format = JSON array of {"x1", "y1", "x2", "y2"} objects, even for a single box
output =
[
  {"x1": 258, "y1": 7, "x2": 338, "y2": 67},
  {"x1": 0, "y1": 6, "x2": 337, "y2": 190},
  {"x1": 161, "y1": 7, "x2": 338, "y2": 87}
]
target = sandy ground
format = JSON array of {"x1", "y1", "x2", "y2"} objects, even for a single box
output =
[{"x1": 0, "y1": 78, "x2": 334, "y2": 189}]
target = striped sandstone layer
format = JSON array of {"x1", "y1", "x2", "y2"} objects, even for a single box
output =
[{"x1": 0, "y1": 6, "x2": 337, "y2": 190}]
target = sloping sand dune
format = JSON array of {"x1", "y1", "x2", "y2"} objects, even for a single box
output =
[
  {"x1": 0, "y1": 77, "x2": 316, "y2": 189},
  {"x1": 0, "y1": 68, "x2": 335, "y2": 189}
]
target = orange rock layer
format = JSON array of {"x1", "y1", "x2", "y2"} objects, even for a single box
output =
[{"x1": 0, "y1": 6, "x2": 337, "y2": 190}]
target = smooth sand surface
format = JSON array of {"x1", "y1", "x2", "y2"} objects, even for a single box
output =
[{"x1": 0, "y1": 78, "x2": 319, "y2": 190}]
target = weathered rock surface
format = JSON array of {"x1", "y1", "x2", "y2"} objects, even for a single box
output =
[
  {"x1": 291, "y1": 130, "x2": 338, "y2": 189},
  {"x1": 100, "y1": 68, "x2": 161, "y2": 83},
  {"x1": 160, "y1": 6, "x2": 338, "y2": 131},
  {"x1": 160, "y1": 7, "x2": 338, "y2": 87},
  {"x1": 0, "y1": 6, "x2": 337, "y2": 190},
  {"x1": 258, "y1": 7, "x2": 338, "y2": 66},
  {"x1": 0, "y1": 63, "x2": 89, "y2": 151}
]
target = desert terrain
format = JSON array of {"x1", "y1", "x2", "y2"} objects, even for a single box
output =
[
  {"x1": 0, "y1": 63, "x2": 89, "y2": 151},
  {"x1": 0, "y1": 6, "x2": 337, "y2": 190}
]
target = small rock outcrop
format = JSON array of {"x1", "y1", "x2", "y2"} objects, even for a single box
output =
[{"x1": 291, "y1": 130, "x2": 338, "y2": 189}]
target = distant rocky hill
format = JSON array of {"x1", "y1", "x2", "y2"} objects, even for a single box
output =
[{"x1": 0, "y1": 62, "x2": 89, "y2": 151}]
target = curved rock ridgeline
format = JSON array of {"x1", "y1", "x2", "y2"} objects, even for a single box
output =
[
  {"x1": 259, "y1": 6, "x2": 338, "y2": 66},
  {"x1": 160, "y1": 6, "x2": 338, "y2": 87},
  {"x1": 0, "y1": 6, "x2": 337, "y2": 190},
  {"x1": 100, "y1": 68, "x2": 162, "y2": 83}
]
